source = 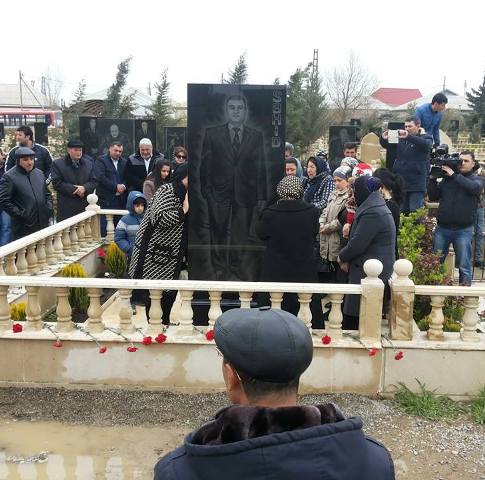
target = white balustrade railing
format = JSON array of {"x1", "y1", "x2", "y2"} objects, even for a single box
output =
[
  {"x1": 0, "y1": 260, "x2": 383, "y2": 341},
  {"x1": 389, "y1": 259, "x2": 484, "y2": 343}
]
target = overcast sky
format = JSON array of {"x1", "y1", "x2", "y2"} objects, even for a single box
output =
[{"x1": 3, "y1": 0, "x2": 484, "y2": 105}]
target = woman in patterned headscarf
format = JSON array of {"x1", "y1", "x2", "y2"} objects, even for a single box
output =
[{"x1": 256, "y1": 175, "x2": 320, "y2": 315}]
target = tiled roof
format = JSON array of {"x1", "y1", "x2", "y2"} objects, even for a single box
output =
[{"x1": 371, "y1": 88, "x2": 422, "y2": 107}]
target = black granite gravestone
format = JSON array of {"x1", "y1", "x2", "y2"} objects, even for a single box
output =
[
  {"x1": 164, "y1": 127, "x2": 187, "y2": 160},
  {"x1": 135, "y1": 119, "x2": 157, "y2": 150},
  {"x1": 34, "y1": 122, "x2": 48, "y2": 146},
  {"x1": 328, "y1": 125, "x2": 358, "y2": 171}
]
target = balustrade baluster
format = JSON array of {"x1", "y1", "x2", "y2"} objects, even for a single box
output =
[
  {"x1": 119, "y1": 289, "x2": 134, "y2": 333},
  {"x1": 461, "y1": 296, "x2": 479, "y2": 342},
  {"x1": 70, "y1": 225, "x2": 80, "y2": 253},
  {"x1": 25, "y1": 286, "x2": 42, "y2": 330},
  {"x1": 45, "y1": 235, "x2": 56, "y2": 265},
  {"x1": 239, "y1": 291, "x2": 252, "y2": 309},
  {"x1": 86, "y1": 288, "x2": 103, "y2": 333},
  {"x1": 0, "y1": 286, "x2": 10, "y2": 331},
  {"x1": 84, "y1": 217, "x2": 93, "y2": 243},
  {"x1": 176, "y1": 290, "x2": 194, "y2": 336},
  {"x1": 62, "y1": 228, "x2": 72, "y2": 255},
  {"x1": 297, "y1": 293, "x2": 312, "y2": 330},
  {"x1": 36, "y1": 240, "x2": 47, "y2": 270},
  {"x1": 427, "y1": 295, "x2": 445, "y2": 340},
  {"x1": 56, "y1": 287, "x2": 73, "y2": 332},
  {"x1": 269, "y1": 292, "x2": 283, "y2": 310},
  {"x1": 208, "y1": 291, "x2": 222, "y2": 327},
  {"x1": 5, "y1": 253, "x2": 17, "y2": 275},
  {"x1": 16, "y1": 248, "x2": 28, "y2": 275},
  {"x1": 54, "y1": 232, "x2": 64, "y2": 260},
  {"x1": 147, "y1": 289, "x2": 162, "y2": 334},
  {"x1": 106, "y1": 215, "x2": 115, "y2": 242},
  {"x1": 78, "y1": 221, "x2": 88, "y2": 249},
  {"x1": 26, "y1": 245, "x2": 39, "y2": 274},
  {"x1": 327, "y1": 293, "x2": 344, "y2": 339}
]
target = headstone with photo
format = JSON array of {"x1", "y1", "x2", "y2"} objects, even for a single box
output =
[
  {"x1": 135, "y1": 118, "x2": 157, "y2": 150},
  {"x1": 164, "y1": 127, "x2": 187, "y2": 161},
  {"x1": 0, "y1": 122, "x2": 4, "y2": 141},
  {"x1": 34, "y1": 122, "x2": 48, "y2": 146}
]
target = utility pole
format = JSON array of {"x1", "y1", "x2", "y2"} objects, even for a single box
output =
[
  {"x1": 147, "y1": 82, "x2": 152, "y2": 96},
  {"x1": 19, "y1": 70, "x2": 24, "y2": 110},
  {"x1": 312, "y1": 48, "x2": 319, "y2": 77},
  {"x1": 442, "y1": 76, "x2": 446, "y2": 91},
  {"x1": 464, "y1": 80, "x2": 467, "y2": 96}
]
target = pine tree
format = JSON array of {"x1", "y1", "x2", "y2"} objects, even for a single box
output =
[
  {"x1": 151, "y1": 68, "x2": 173, "y2": 150},
  {"x1": 466, "y1": 75, "x2": 485, "y2": 125},
  {"x1": 103, "y1": 57, "x2": 134, "y2": 117},
  {"x1": 62, "y1": 79, "x2": 87, "y2": 138},
  {"x1": 226, "y1": 53, "x2": 248, "y2": 84}
]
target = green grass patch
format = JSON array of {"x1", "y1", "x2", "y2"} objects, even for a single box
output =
[
  {"x1": 394, "y1": 380, "x2": 467, "y2": 420},
  {"x1": 471, "y1": 387, "x2": 485, "y2": 424}
]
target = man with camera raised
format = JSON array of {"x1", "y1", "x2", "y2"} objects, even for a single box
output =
[
  {"x1": 380, "y1": 116, "x2": 432, "y2": 213},
  {"x1": 428, "y1": 150, "x2": 484, "y2": 286}
]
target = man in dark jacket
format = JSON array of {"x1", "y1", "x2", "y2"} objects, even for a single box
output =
[
  {"x1": 154, "y1": 307, "x2": 395, "y2": 480},
  {"x1": 124, "y1": 138, "x2": 163, "y2": 192},
  {"x1": 428, "y1": 150, "x2": 484, "y2": 286},
  {"x1": 6, "y1": 125, "x2": 54, "y2": 180},
  {"x1": 51, "y1": 140, "x2": 96, "y2": 221},
  {"x1": 380, "y1": 116, "x2": 432, "y2": 214},
  {"x1": 94, "y1": 141, "x2": 128, "y2": 236},
  {"x1": 0, "y1": 147, "x2": 52, "y2": 240}
]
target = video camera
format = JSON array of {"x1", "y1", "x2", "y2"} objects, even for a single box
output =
[{"x1": 429, "y1": 144, "x2": 461, "y2": 179}]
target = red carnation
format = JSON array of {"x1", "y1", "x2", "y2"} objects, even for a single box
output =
[
  {"x1": 394, "y1": 351, "x2": 404, "y2": 360},
  {"x1": 368, "y1": 347, "x2": 378, "y2": 357},
  {"x1": 53, "y1": 340, "x2": 63, "y2": 348},
  {"x1": 99, "y1": 346, "x2": 107, "y2": 354},
  {"x1": 205, "y1": 329, "x2": 215, "y2": 341},
  {"x1": 127, "y1": 346, "x2": 138, "y2": 352},
  {"x1": 142, "y1": 336, "x2": 153, "y2": 345},
  {"x1": 155, "y1": 333, "x2": 167, "y2": 343},
  {"x1": 12, "y1": 323, "x2": 23, "y2": 333},
  {"x1": 96, "y1": 248, "x2": 106, "y2": 258},
  {"x1": 322, "y1": 335, "x2": 332, "y2": 345}
]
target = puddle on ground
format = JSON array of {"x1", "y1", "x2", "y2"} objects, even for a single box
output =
[{"x1": 0, "y1": 420, "x2": 188, "y2": 479}]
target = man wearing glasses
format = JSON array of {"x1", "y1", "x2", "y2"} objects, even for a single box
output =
[{"x1": 154, "y1": 307, "x2": 395, "y2": 479}]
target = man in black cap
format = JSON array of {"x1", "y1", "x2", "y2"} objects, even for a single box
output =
[
  {"x1": 51, "y1": 140, "x2": 97, "y2": 221},
  {"x1": 0, "y1": 147, "x2": 52, "y2": 240},
  {"x1": 6, "y1": 125, "x2": 53, "y2": 179},
  {"x1": 154, "y1": 307, "x2": 395, "y2": 480}
]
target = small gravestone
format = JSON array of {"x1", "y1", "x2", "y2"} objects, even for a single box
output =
[{"x1": 360, "y1": 132, "x2": 381, "y2": 169}]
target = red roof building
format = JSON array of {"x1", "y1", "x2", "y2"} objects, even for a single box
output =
[{"x1": 371, "y1": 88, "x2": 422, "y2": 107}]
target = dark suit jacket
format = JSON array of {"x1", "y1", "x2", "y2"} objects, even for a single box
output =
[
  {"x1": 93, "y1": 154, "x2": 128, "y2": 208},
  {"x1": 51, "y1": 154, "x2": 97, "y2": 221},
  {"x1": 200, "y1": 124, "x2": 266, "y2": 207},
  {"x1": 124, "y1": 152, "x2": 163, "y2": 192}
]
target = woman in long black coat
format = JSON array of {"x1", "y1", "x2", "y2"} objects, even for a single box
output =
[
  {"x1": 256, "y1": 175, "x2": 320, "y2": 315},
  {"x1": 337, "y1": 176, "x2": 396, "y2": 329}
]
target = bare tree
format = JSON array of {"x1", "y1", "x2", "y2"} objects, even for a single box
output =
[
  {"x1": 41, "y1": 67, "x2": 64, "y2": 107},
  {"x1": 324, "y1": 51, "x2": 378, "y2": 124}
]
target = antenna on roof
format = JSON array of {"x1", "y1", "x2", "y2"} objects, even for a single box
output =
[{"x1": 442, "y1": 76, "x2": 446, "y2": 91}]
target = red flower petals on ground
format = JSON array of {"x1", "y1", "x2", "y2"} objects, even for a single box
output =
[
  {"x1": 142, "y1": 336, "x2": 153, "y2": 345},
  {"x1": 205, "y1": 329, "x2": 215, "y2": 341},
  {"x1": 12, "y1": 323, "x2": 23, "y2": 333},
  {"x1": 99, "y1": 346, "x2": 107, "y2": 354},
  {"x1": 155, "y1": 333, "x2": 167, "y2": 343},
  {"x1": 96, "y1": 248, "x2": 106, "y2": 258},
  {"x1": 368, "y1": 347, "x2": 378, "y2": 356},
  {"x1": 394, "y1": 351, "x2": 404, "y2": 360},
  {"x1": 127, "y1": 346, "x2": 138, "y2": 352},
  {"x1": 53, "y1": 340, "x2": 63, "y2": 348},
  {"x1": 322, "y1": 335, "x2": 332, "y2": 345}
]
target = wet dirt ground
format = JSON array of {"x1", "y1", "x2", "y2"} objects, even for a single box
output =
[{"x1": 0, "y1": 387, "x2": 483, "y2": 479}]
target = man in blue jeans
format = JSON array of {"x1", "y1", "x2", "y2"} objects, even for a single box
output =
[{"x1": 428, "y1": 150, "x2": 484, "y2": 285}]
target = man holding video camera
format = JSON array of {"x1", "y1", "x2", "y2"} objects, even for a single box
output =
[
  {"x1": 428, "y1": 150, "x2": 484, "y2": 286},
  {"x1": 380, "y1": 116, "x2": 432, "y2": 213}
]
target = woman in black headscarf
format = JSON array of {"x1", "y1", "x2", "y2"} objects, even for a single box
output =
[
  {"x1": 303, "y1": 156, "x2": 335, "y2": 212},
  {"x1": 256, "y1": 175, "x2": 320, "y2": 315},
  {"x1": 337, "y1": 175, "x2": 396, "y2": 329},
  {"x1": 129, "y1": 163, "x2": 189, "y2": 324}
]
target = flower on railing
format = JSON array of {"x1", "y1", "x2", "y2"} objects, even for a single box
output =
[
  {"x1": 73, "y1": 324, "x2": 108, "y2": 354},
  {"x1": 105, "y1": 326, "x2": 138, "y2": 352},
  {"x1": 368, "y1": 347, "x2": 378, "y2": 357},
  {"x1": 155, "y1": 333, "x2": 167, "y2": 343},
  {"x1": 43, "y1": 322, "x2": 63, "y2": 348},
  {"x1": 382, "y1": 334, "x2": 405, "y2": 361},
  {"x1": 205, "y1": 329, "x2": 215, "y2": 341},
  {"x1": 142, "y1": 336, "x2": 153, "y2": 345},
  {"x1": 394, "y1": 351, "x2": 404, "y2": 360},
  {"x1": 12, "y1": 323, "x2": 23, "y2": 333},
  {"x1": 321, "y1": 335, "x2": 332, "y2": 345}
]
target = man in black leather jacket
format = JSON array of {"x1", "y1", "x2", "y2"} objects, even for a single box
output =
[{"x1": 0, "y1": 147, "x2": 52, "y2": 240}]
